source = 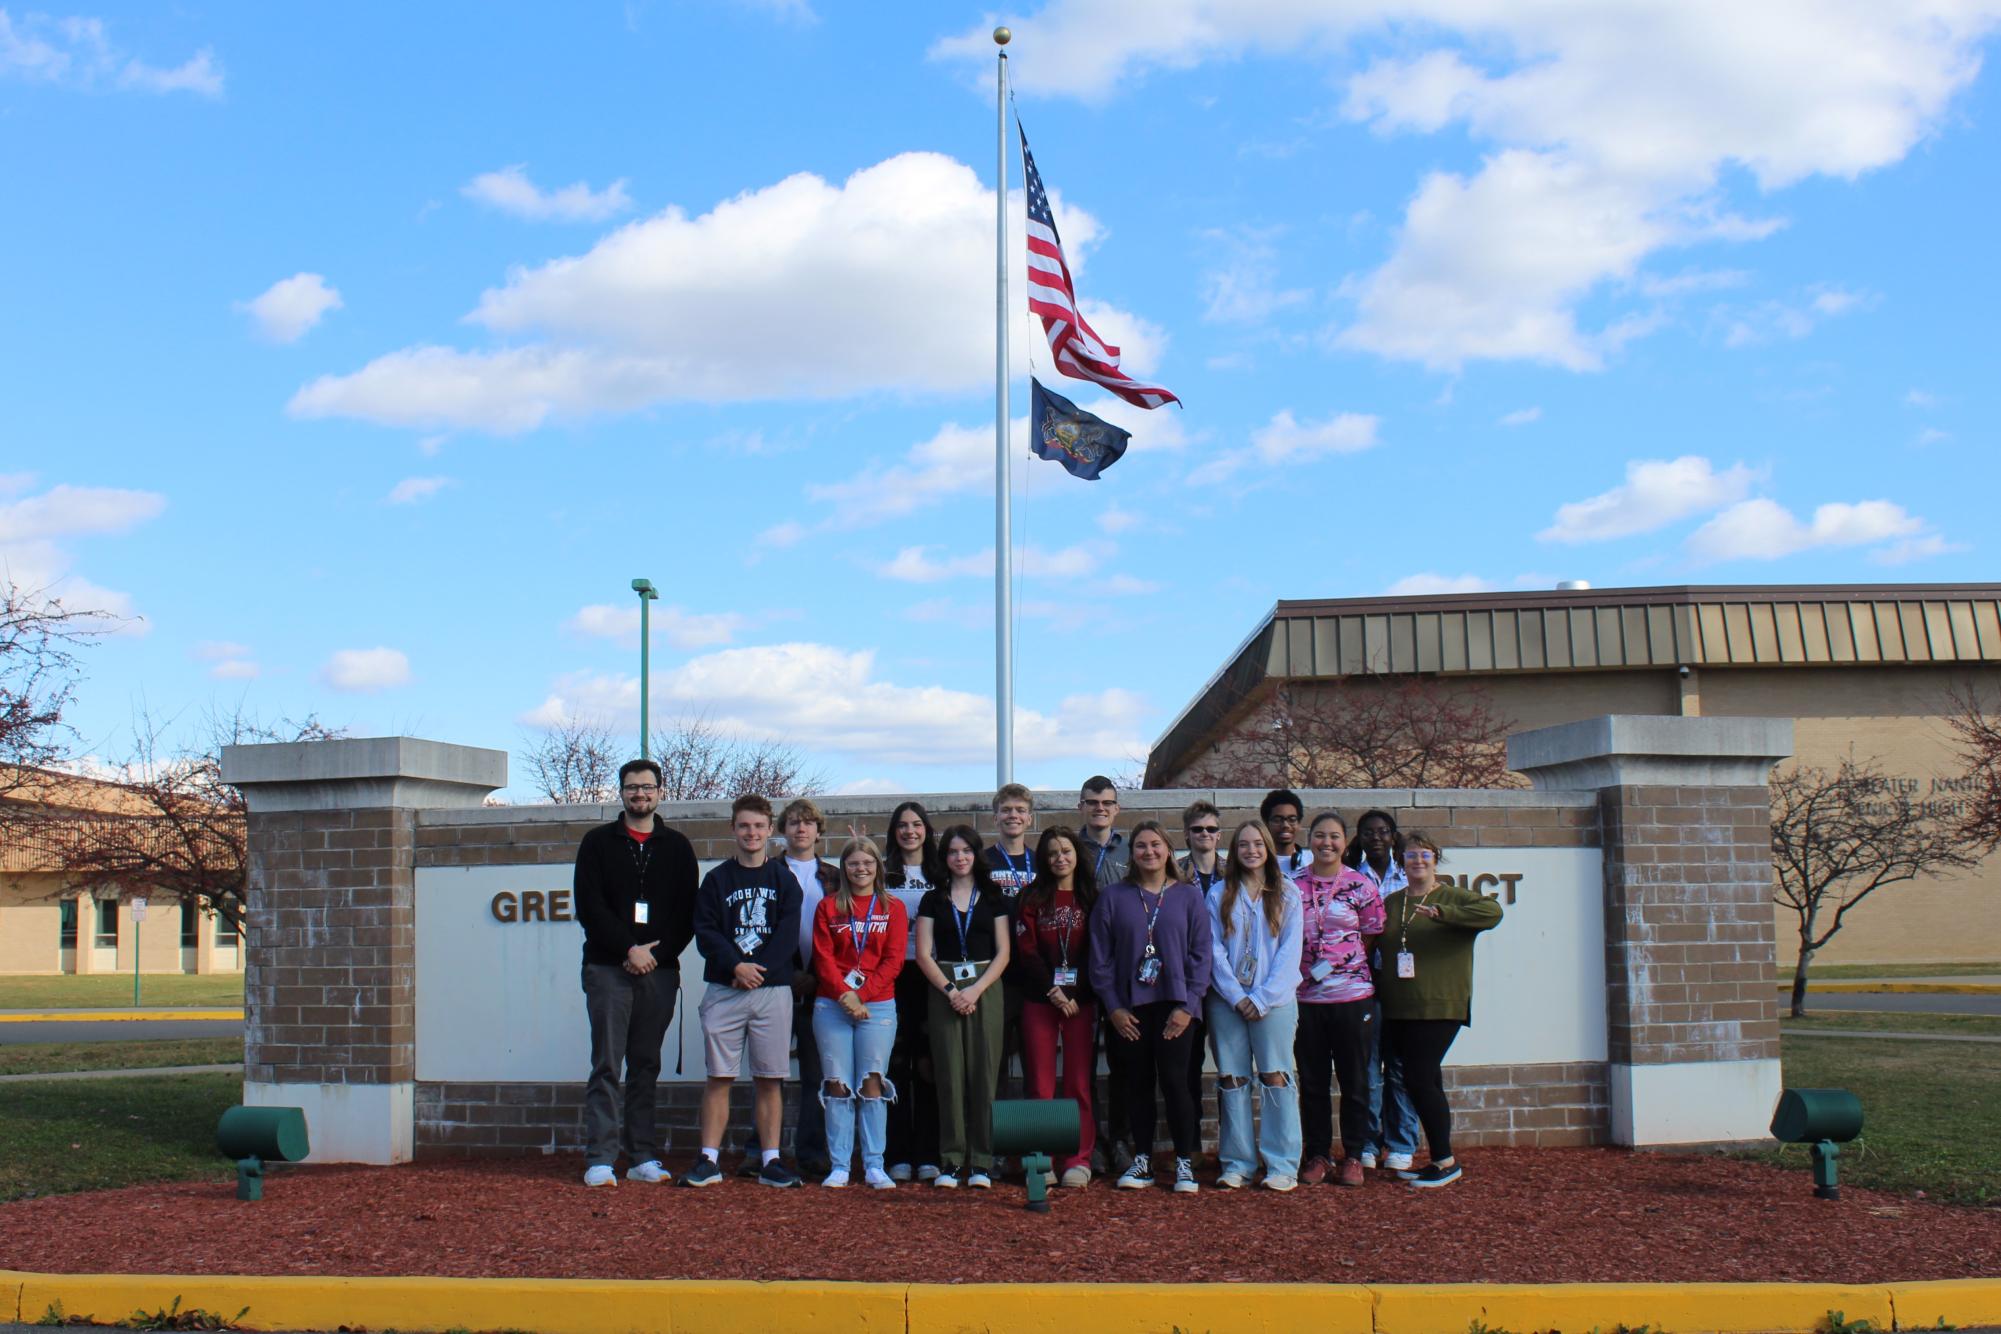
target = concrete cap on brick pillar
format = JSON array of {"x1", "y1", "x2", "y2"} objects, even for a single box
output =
[
  {"x1": 221, "y1": 736, "x2": 507, "y2": 813},
  {"x1": 1507, "y1": 714, "x2": 1794, "y2": 790}
]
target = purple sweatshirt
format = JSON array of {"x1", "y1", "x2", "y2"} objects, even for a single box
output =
[{"x1": 1087, "y1": 878, "x2": 1213, "y2": 1014}]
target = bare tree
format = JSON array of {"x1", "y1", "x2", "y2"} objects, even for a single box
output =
[
  {"x1": 651, "y1": 713, "x2": 826, "y2": 800},
  {"x1": 0, "y1": 580, "x2": 114, "y2": 803},
  {"x1": 1945, "y1": 680, "x2": 2001, "y2": 852},
  {"x1": 1180, "y1": 676, "x2": 1519, "y2": 790},
  {"x1": 520, "y1": 716, "x2": 620, "y2": 804},
  {"x1": 17, "y1": 706, "x2": 341, "y2": 939},
  {"x1": 1770, "y1": 755, "x2": 1975, "y2": 1017}
]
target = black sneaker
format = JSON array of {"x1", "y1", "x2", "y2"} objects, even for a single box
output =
[
  {"x1": 758, "y1": 1158, "x2": 803, "y2": 1188},
  {"x1": 735, "y1": 1155, "x2": 763, "y2": 1179},
  {"x1": 1408, "y1": 1161, "x2": 1463, "y2": 1189},
  {"x1": 680, "y1": 1156, "x2": 723, "y2": 1188}
]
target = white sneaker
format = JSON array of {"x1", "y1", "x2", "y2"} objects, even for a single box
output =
[
  {"x1": 1060, "y1": 1166, "x2": 1092, "y2": 1189},
  {"x1": 865, "y1": 1167, "x2": 896, "y2": 1190},
  {"x1": 583, "y1": 1164, "x2": 617, "y2": 1188},
  {"x1": 1042, "y1": 1169, "x2": 1058, "y2": 1187},
  {"x1": 625, "y1": 1159, "x2": 670, "y2": 1184},
  {"x1": 967, "y1": 1170, "x2": 992, "y2": 1189},
  {"x1": 1384, "y1": 1151, "x2": 1414, "y2": 1172},
  {"x1": 1115, "y1": 1153, "x2": 1154, "y2": 1189},
  {"x1": 1264, "y1": 1175, "x2": 1298, "y2": 1192},
  {"x1": 823, "y1": 1168, "x2": 851, "y2": 1189},
  {"x1": 889, "y1": 1162, "x2": 913, "y2": 1182},
  {"x1": 1173, "y1": 1157, "x2": 1199, "y2": 1194},
  {"x1": 917, "y1": 1163, "x2": 941, "y2": 1182},
  {"x1": 1216, "y1": 1170, "x2": 1248, "y2": 1190},
  {"x1": 1361, "y1": 1150, "x2": 1379, "y2": 1170},
  {"x1": 934, "y1": 1168, "x2": 960, "y2": 1189}
]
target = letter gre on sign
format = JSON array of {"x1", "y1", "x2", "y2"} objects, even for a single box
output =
[{"x1": 489, "y1": 890, "x2": 573, "y2": 924}]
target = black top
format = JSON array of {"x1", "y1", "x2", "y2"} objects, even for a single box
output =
[
  {"x1": 982, "y1": 845, "x2": 1036, "y2": 904},
  {"x1": 693, "y1": 858, "x2": 804, "y2": 986},
  {"x1": 918, "y1": 884, "x2": 1008, "y2": 962},
  {"x1": 572, "y1": 820, "x2": 699, "y2": 967}
]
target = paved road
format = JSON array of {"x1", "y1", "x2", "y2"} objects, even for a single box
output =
[
  {"x1": 0, "y1": 1018, "x2": 242, "y2": 1044},
  {"x1": 1799, "y1": 992, "x2": 2001, "y2": 1017}
]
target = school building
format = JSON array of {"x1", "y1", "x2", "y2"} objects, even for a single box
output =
[
  {"x1": 0, "y1": 768, "x2": 243, "y2": 976},
  {"x1": 1144, "y1": 582, "x2": 2001, "y2": 967}
]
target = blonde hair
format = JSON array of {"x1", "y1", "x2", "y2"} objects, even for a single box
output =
[
  {"x1": 834, "y1": 837, "x2": 884, "y2": 913},
  {"x1": 1220, "y1": 820, "x2": 1288, "y2": 939}
]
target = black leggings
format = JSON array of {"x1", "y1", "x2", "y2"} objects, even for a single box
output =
[
  {"x1": 1296, "y1": 998, "x2": 1378, "y2": 1160},
  {"x1": 1385, "y1": 1018, "x2": 1462, "y2": 1161},
  {"x1": 1117, "y1": 1000, "x2": 1198, "y2": 1159},
  {"x1": 887, "y1": 967, "x2": 939, "y2": 1168}
]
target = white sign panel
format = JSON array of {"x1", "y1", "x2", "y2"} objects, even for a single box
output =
[{"x1": 1437, "y1": 846, "x2": 1606, "y2": 1067}]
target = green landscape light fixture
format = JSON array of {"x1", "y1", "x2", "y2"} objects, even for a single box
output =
[
  {"x1": 631, "y1": 578, "x2": 659, "y2": 762},
  {"x1": 1770, "y1": 1087, "x2": 1864, "y2": 1200},
  {"x1": 992, "y1": 1097, "x2": 1081, "y2": 1213},
  {"x1": 216, "y1": 1104, "x2": 310, "y2": 1201}
]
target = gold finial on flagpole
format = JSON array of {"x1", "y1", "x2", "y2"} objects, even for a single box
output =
[{"x1": 994, "y1": 26, "x2": 1011, "y2": 45}]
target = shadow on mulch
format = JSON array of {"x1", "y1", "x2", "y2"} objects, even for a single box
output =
[{"x1": 0, "y1": 1147, "x2": 1996, "y2": 1285}]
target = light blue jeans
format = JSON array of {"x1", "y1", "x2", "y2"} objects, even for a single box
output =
[
  {"x1": 1206, "y1": 997, "x2": 1301, "y2": 1182},
  {"x1": 812, "y1": 997, "x2": 898, "y2": 1174},
  {"x1": 1370, "y1": 1017, "x2": 1420, "y2": 1157}
]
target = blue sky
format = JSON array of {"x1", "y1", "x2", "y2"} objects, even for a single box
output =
[{"x1": 4, "y1": 1, "x2": 1997, "y2": 797}]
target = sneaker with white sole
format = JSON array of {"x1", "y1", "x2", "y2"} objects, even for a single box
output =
[
  {"x1": 758, "y1": 1159, "x2": 803, "y2": 1189},
  {"x1": 822, "y1": 1168, "x2": 851, "y2": 1188},
  {"x1": 1060, "y1": 1166, "x2": 1092, "y2": 1189},
  {"x1": 967, "y1": 1170, "x2": 992, "y2": 1189},
  {"x1": 1383, "y1": 1151, "x2": 1414, "y2": 1172},
  {"x1": 625, "y1": 1159, "x2": 671, "y2": 1184},
  {"x1": 679, "y1": 1157, "x2": 722, "y2": 1188},
  {"x1": 1264, "y1": 1175, "x2": 1298, "y2": 1192},
  {"x1": 1172, "y1": 1157, "x2": 1199, "y2": 1194},
  {"x1": 865, "y1": 1167, "x2": 896, "y2": 1190},
  {"x1": 583, "y1": 1164, "x2": 617, "y2": 1188},
  {"x1": 1216, "y1": 1170, "x2": 1249, "y2": 1190},
  {"x1": 1409, "y1": 1161, "x2": 1462, "y2": 1189},
  {"x1": 933, "y1": 1167, "x2": 961, "y2": 1189},
  {"x1": 1360, "y1": 1150, "x2": 1379, "y2": 1170},
  {"x1": 917, "y1": 1163, "x2": 941, "y2": 1182},
  {"x1": 1115, "y1": 1153, "x2": 1154, "y2": 1189},
  {"x1": 889, "y1": 1162, "x2": 913, "y2": 1182}
]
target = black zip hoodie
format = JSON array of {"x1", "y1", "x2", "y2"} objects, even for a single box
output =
[{"x1": 572, "y1": 819, "x2": 699, "y2": 968}]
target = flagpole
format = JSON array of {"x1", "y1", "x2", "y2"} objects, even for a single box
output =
[{"x1": 993, "y1": 25, "x2": 1014, "y2": 786}]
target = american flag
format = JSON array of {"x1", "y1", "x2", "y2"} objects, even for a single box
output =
[{"x1": 1019, "y1": 124, "x2": 1180, "y2": 411}]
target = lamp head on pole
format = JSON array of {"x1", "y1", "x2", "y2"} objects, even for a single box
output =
[
  {"x1": 994, "y1": 25, "x2": 1011, "y2": 45},
  {"x1": 630, "y1": 578, "x2": 658, "y2": 600}
]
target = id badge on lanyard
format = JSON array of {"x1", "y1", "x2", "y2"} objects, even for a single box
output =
[
  {"x1": 1396, "y1": 951, "x2": 1416, "y2": 979},
  {"x1": 1053, "y1": 966, "x2": 1079, "y2": 988},
  {"x1": 953, "y1": 961, "x2": 978, "y2": 984}
]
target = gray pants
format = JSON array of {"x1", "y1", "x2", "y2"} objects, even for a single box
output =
[{"x1": 582, "y1": 962, "x2": 678, "y2": 1167}]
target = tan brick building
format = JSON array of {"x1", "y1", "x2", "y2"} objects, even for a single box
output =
[
  {"x1": 0, "y1": 769, "x2": 243, "y2": 976},
  {"x1": 1145, "y1": 583, "x2": 2001, "y2": 967}
]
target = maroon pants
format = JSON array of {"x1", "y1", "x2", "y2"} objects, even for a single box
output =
[{"x1": 1019, "y1": 997, "x2": 1098, "y2": 1172}]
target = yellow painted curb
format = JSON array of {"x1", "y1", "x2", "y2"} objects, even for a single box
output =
[
  {"x1": 0, "y1": 1008, "x2": 243, "y2": 1023},
  {"x1": 8, "y1": 1271, "x2": 2000, "y2": 1334}
]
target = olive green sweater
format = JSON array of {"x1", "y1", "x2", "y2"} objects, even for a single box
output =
[{"x1": 1372, "y1": 882, "x2": 1503, "y2": 1023}]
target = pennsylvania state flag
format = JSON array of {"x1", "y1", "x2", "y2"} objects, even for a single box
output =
[{"x1": 1031, "y1": 378, "x2": 1130, "y2": 481}]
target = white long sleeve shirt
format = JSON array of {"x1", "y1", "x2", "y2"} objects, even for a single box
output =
[{"x1": 1205, "y1": 879, "x2": 1304, "y2": 1018}]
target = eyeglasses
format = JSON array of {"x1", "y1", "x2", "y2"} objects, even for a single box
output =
[
  {"x1": 1081, "y1": 799, "x2": 1119, "y2": 810},
  {"x1": 1267, "y1": 814, "x2": 1300, "y2": 825},
  {"x1": 621, "y1": 784, "x2": 659, "y2": 794},
  {"x1": 1187, "y1": 826, "x2": 1220, "y2": 836},
  {"x1": 1402, "y1": 849, "x2": 1436, "y2": 862}
]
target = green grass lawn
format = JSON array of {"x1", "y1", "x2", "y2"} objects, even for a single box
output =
[
  {"x1": 1781, "y1": 1010, "x2": 2001, "y2": 1037},
  {"x1": 0, "y1": 1037, "x2": 244, "y2": 1077},
  {"x1": 1802, "y1": 961, "x2": 2001, "y2": 980},
  {"x1": 0, "y1": 973, "x2": 245, "y2": 1010},
  {"x1": 1738, "y1": 1032, "x2": 2001, "y2": 1207},
  {"x1": 0, "y1": 1072, "x2": 240, "y2": 1201}
]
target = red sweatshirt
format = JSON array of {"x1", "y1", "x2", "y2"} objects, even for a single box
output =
[
  {"x1": 812, "y1": 891, "x2": 908, "y2": 1003},
  {"x1": 1011, "y1": 885, "x2": 1094, "y2": 1005}
]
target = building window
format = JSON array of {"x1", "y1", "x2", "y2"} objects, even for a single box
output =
[
  {"x1": 94, "y1": 898, "x2": 119, "y2": 949},
  {"x1": 59, "y1": 900, "x2": 78, "y2": 947},
  {"x1": 215, "y1": 916, "x2": 238, "y2": 948},
  {"x1": 181, "y1": 904, "x2": 199, "y2": 949}
]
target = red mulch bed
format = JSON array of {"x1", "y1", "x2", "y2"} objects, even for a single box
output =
[{"x1": 2, "y1": 1149, "x2": 1996, "y2": 1284}]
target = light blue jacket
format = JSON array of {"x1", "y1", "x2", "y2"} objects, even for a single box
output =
[{"x1": 1205, "y1": 878, "x2": 1304, "y2": 1018}]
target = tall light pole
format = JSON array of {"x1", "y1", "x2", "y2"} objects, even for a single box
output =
[{"x1": 631, "y1": 578, "x2": 658, "y2": 761}]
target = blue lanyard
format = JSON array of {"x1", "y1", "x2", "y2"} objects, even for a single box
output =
[
  {"x1": 848, "y1": 897, "x2": 880, "y2": 970},
  {"x1": 1136, "y1": 884, "x2": 1166, "y2": 951},
  {"x1": 951, "y1": 894, "x2": 975, "y2": 959},
  {"x1": 998, "y1": 847, "x2": 1033, "y2": 880},
  {"x1": 1094, "y1": 841, "x2": 1114, "y2": 878}
]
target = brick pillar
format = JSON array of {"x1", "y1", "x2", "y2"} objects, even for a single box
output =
[
  {"x1": 1510, "y1": 715, "x2": 1793, "y2": 1146},
  {"x1": 221, "y1": 737, "x2": 506, "y2": 1164}
]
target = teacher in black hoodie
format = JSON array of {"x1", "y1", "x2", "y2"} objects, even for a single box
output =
[{"x1": 573, "y1": 758, "x2": 699, "y2": 1189}]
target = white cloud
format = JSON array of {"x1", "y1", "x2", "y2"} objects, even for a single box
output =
[
  {"x1": 567, "y1": 603, "x2": 745, "y2": 650},
  {"x1": 240, "y1": 273, "x2": 342, "y2": 343},
  {"x1": 1905, "y1": 388, "x2": 1941, "y2": 409},
  {"x1": 1915, "y1": 427, "x2": 1951, "y2": 446},
  {"x1": 1498, "y1": 406, "x2": 1542, "y2": 427},
  {"x1": 1386, "y1": 573, "x2": 1494, "y2": 596},
  {"x1": 941, "y1": 3, "x2": 1994, "y2": 372},
  {"x1": 874, "y1": 542, "x2": 1104, "y2": 584},
  {"x1": 1873, "y1": 534, "x2": 1966, "y2": 565},
  {"x1": 320, "y1": 647, "x2": 412, "y2": 692},
  {"x1": 1686, "y1": 497, "x2": 1926, "y2": 562},
  {"x1": 385, "y1": 476, "x2": 453, "y2": 505},
  {"x1": 0, "y1": 481, "x2": 165, "y2": 623},
  {"x1": 1720, "y1": 283, "x2": 1874, "y2": 347},
  {"x1": 209, "y1": 658, "x2": 260, "y2": 681},
  {"x1": 1539, "y1": 456, "x2": 1756, "y2": 543},
  {"x1": 290, "y1": 153, "x2": 1164, "y2": 433},
  {"x1": 462, "y1": 165, "x2": 634, "y2": 223},
  {"x1": 1097, "y1": 504, "x2": 1140, "y2": 534},
  {"x1": 193, "y1": 640, "x2": 250, "y2": 660},
  {"x1": 0, "y1": 12, "x2": 222, "y2": 96},
  {"x1": 525, "y1": 641, "x2": 1151, "y2": 767},
  {"x1": 194, "y1": 640, "x2": 259, "y2": 680},
  {"x1": 1192, "y1": 409, "x2": 1379, "y2": 484},
  {"x1": 1200, "y1": 228, "x2": 1311, "y2": 324}
]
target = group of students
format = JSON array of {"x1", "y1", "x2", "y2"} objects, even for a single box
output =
[{"x1": 572, "y1": 762, "x2": 1501, "y2": 1194}]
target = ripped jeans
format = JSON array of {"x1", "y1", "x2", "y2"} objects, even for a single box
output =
[
  {"x1": 812, "y1": 997, "x2": 898, "y2": 1175},
  {"x1": 1205, "y1": 997, "x2": 1301, "y2": 1183}
]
